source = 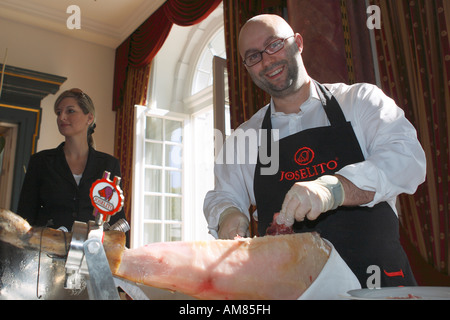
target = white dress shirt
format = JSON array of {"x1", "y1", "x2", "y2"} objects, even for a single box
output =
[{"x1": 204, "y1": 81, "x2": 426, "y2": 238}]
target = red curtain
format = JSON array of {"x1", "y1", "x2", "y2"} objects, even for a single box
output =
[
  {"x1": 113, "y1": 0, "x2": 222, "y2": 223},
  {"x1": 164, "y1": 0, "x2": 222, "y2": 26},
  {"x1": 370, "y1": 0, "x2": 450, "y2": 278},
  {"x1": 114, "y1": 65, "x2": 150, "y2": 226},
  {"x1": 287, "y1": 0, "x2": 376, "y2": 85}
]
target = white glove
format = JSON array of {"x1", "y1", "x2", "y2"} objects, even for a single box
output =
[
  {"x1": 218, "y1": 207, "x2": 250, "y2": 239},
  {"x1": 277, "y1": 175, "x2": 345, "y2": 227}
]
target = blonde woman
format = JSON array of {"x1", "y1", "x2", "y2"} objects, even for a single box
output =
[{"x1": 17, "y1": 88, "x2": 125, "y2": 230}]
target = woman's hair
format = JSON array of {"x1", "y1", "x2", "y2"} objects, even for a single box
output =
[{"x1": 54, "y1": 88, "x2": 96, "y2": 147}]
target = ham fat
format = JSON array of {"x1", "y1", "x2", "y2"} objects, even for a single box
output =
[{"x1": 116, "y1": 233, "x2": 330, "y2": 300}]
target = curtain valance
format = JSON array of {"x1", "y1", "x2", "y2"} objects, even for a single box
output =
[{"x1": 113, "y1": 0, "x2": 222, "y2": 110}]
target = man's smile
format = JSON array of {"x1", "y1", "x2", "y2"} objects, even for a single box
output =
[
  {"x1": 260, "y1": 61, "x2": 288, "y2": 83},
  {"x1": 266, "y1": 66, "x2": 285, "y2": 78}
]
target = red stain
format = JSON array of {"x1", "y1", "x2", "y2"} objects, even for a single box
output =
[
  {"x1": 384, "y1": 269, "x2": 405, "y2": 278},
  {"x1": 198, "y1": 277, "x2": 215, "y2": 292}
]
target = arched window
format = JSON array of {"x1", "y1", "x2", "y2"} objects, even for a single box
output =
[
  {"x1": 133, "y1": 16, "x2": 227, "y2": 247},
  {"x1": 191, "y1": 28, "x2": 226, "y2": 95}
]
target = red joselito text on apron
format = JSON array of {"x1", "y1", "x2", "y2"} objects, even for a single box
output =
[{"x1": 278, "y1": 146, "x2": 339, "y2": 181}]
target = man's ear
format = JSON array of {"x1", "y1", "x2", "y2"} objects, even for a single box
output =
[{"x1": 294, "y1": 33, "x2": 304, "y2": 54}]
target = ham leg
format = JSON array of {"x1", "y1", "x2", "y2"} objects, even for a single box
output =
[
  {"x1": 115, "y1": 233, "x2": 330, "y2": 300},
  {"x1": 1, "y1": 209, "x2": 331, "y2": 300},
  {"x1": 0, "y1": 208, "x2": 125, "y2": 274}
]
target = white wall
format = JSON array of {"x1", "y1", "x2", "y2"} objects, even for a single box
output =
[{"x1": 0, "y1": 17, "x2": 116, "y2": 155}]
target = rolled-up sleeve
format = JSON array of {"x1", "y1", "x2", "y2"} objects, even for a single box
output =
[{"x1": 336, "y1": 84, "x2": 426, "y2": 207}]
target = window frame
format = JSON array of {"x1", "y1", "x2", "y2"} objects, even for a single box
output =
[
  {"x1": 131, "y1": 23, "x2": 227, "y2": 247},
  {"x1": 131, "y1": 105, "x2": 188, "y2": 248}
]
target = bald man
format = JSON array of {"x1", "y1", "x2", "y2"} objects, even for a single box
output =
[{"x1": 204, "y1": 14, "x2": 426, "y2": 288}]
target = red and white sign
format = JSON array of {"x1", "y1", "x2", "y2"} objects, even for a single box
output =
[{"x1": 90, "y1": 173, "x2": 124, "y2": 220}]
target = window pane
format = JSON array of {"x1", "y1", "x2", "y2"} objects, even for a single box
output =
[
  {"x1": 165, "y1": 120, "x2": 182, "y2": 143},
  {"x1": 144, "y1": 195, "x2": 161, "y2": 220},
  {"x1": 165, "y1": 145, "x2": 182, "y2": 169},
  {"x1": 139, "y1": 115, "x2": 185, "y2": 245},
  {"x1": 144, "y1": 223, "x2": 161, "y2": 243},
  {"x1": 166, "y1": 197, "x2": 181, "y2": 221},
  {"x1": 199, "y1": 50, "x2": 213, "y2": 71},
  {"x1": 145, "y1": 168, "x2": 162, "y2": 192},
  {"x1": 210, "y1": 30, "x2": 226, "y2": 57},
  {"x1": 194, "y1": 72, "x2": 210, "y2": 94},
  {"x1": 165, "y1": 224, "x2": 182, "y2": 242},
  {"x1": 145, "y1": 142, "x2": 163, "y2": 166},
  {"x1": 146, "y1": 117, "x2": 163, "y2": 140},
  {"x1": 165, "y1": 170, "x2": 181, "y2": 194}
]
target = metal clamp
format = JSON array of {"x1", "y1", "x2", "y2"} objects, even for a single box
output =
[
  {"x1": 64, "y1": 221, "x2": 120, "y2": 299},
  {"x1": 83, "y1": 238, "x2": 120, "y2": 300},
  {"x1": 64, "y1": 221, "x2": 89, "y2": 290}
]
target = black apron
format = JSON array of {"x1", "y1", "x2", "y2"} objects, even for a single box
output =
[{"x1": 253, "y1": 80, "x2": 416, "y2": 288}]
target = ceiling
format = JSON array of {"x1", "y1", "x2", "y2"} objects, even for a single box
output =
[{"x1": 0, "y1": 0, "x2": 166, "y2": 48}]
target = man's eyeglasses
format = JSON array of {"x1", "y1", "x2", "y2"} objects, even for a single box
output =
[{"x1": 243, "y1": 35, "x2": 295, "y2": 67}]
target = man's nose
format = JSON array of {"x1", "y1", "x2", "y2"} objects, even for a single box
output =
[{"x1": 260, "y1": 52, "x2": 276, "y2": 68}]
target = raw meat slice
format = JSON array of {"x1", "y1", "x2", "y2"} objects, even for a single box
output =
[{"x1": 266, "y1": 212, "x2": 294, "y2": 235}]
